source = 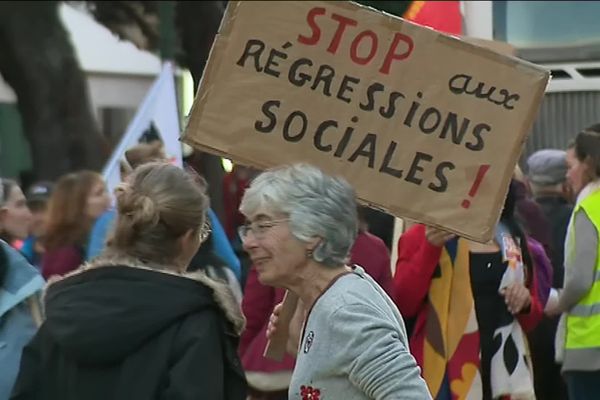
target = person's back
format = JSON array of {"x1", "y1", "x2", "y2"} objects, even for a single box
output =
[
  {"x1": 11, "y1": 163, "x2": 247, "y2": 400},
  {"x1": 535, "y1": 195, "x2": 572, "y2": 285},
  {"x1": 11, "y1": 260, "x2": 245, "y2": 400}
]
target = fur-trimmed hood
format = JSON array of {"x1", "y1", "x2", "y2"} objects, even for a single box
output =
[{"x1": 43, "y1": 254, "x2": 245, "y2": 365}]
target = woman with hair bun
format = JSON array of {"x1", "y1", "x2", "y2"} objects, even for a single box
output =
[
  {"x1": 550, "y1": 125, "x2": 600, "y2": 399},
  {"x1": 11, "y1": 163, "x2": 247, "y2": 400}
]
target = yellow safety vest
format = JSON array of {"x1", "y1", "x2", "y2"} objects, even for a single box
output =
[{"x1": 566, "y1": 189, "x2": 600, "y2": 350}]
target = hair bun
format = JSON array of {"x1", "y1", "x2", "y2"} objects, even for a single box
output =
[
  {"x1": 108, "y1": 163, "x2": 209, "y2": 264},
  {"x1": 115, "y1": 182, "x2": 160, "y2": 230},
  {"x1": 133, "y1": 194, "x2": 159, "y2": 226}
]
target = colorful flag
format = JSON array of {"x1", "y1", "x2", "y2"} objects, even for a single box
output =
[{"x1": 403, "y1": 1, "x2": 462, "y2": 36}]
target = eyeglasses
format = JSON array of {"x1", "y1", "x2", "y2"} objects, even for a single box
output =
[
  {"x1": 199, "y1": 220, "x2": 212, "y2": 243},
  {"x1": 238, "y1": 219, "x2": 289, "y2": 241}
]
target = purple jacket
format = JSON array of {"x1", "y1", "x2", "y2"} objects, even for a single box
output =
[
  {"x1": 514, "y1": 180, "x2": 553, "y2": 254},
  {"x1": 528, "y1": 237, "x2": 553, "y2": 308}
]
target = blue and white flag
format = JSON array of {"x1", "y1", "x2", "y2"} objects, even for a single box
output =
[{"x1": 102, "y1": 62, "x2": 181, "y2": 198}]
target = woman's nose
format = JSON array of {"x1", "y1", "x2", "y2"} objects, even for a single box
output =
[{"x1": 241, "y1": 231, "x2": 259, "y2": 251}]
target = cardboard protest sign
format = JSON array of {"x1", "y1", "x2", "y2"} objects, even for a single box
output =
[
  {"x1": 183, "y1": 0, "x2": 549, "y2": 241},
  {"x1": 463, "y1": 38, "x2": 516, "y2": 57}
]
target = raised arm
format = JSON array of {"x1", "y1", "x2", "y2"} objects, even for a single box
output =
[{"x1": 393, "y1": 225, "x2": 446, "y2": 317}]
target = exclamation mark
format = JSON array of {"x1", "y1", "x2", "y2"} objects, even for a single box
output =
[{"x1": 462, "y1": 165, "x2": 490, "y2": 209}]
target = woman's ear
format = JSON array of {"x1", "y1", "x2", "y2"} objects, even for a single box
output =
[
  {"x1": 305, "y1": 237, "x2": 322, "y2": 259},
  {"x1": 176, "y1": 228, "x2": 200, "y2": 271},
  {"x1": 180, "y1": 228, "x2": 199, "y2": 251}
]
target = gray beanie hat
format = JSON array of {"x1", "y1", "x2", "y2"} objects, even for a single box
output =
[{"x1": 527, "y1": 149, "x2": 568, "y2": 185}]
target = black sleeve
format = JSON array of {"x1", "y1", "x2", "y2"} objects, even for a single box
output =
[
  {"x1": 10, "y1": 328, "x2": 43, "y2": 400},
  {"x1": 552, "y1": 208, "x2": 572, "y2": 288},
  {"x1": 160, "y1": 310, "x2": 225, "y2": 400}
]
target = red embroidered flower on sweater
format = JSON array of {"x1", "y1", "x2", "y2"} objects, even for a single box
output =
[{"x1": 300, "y1": 385, "x2": 321, "y2": 400}]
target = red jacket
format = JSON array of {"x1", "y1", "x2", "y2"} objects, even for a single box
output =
[
  {"x1": 41, "y1": 245, "x2": 83, "y2": 280},
  {"x1": 350, "y1": 231, "x2": 393, "y2": 297},
  {"x1": 239, "y1": 267, "x2": 295, "y2": 384},
  {"x1": 222, "y1": 172, "x2": 249, "y2": 241}
]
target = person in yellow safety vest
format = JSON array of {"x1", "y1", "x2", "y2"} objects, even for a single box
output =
[{"x1": 547, "y1": 124, "x2": 600, "y2": 400}]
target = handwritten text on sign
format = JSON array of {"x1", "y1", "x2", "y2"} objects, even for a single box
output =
[{"x1": 183, "y1": 1, "x2": 549, "y2": 241}]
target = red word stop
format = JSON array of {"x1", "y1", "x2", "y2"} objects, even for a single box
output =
[{"x1": 297, "y1": 7, "x2": 415, "y2": 75}]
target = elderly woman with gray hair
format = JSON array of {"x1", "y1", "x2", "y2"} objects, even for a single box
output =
[{"x1": 238, "y1": 163, "x2": 431, "y2": 400}]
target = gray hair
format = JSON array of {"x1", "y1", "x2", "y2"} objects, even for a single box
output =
[
  {"x1": 240, "y1": 163, "x2": 358, "y2": 268},
  {"x1": 529, "y1": 181, "x2": 564, "y2": 197}
]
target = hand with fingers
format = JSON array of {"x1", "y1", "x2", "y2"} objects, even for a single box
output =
[
  {"x1": 425, "y1": 226, "x2": 456, "y2": 247},
  {"x1": 266, "y1": 302, "x2": 282, "y2": 341},
  {"x1": 266, "y1": 299, "x2": 306, "y2": 357},
  {"x1": 501, "y1": 282, "x2": 531, "y2": 314}
]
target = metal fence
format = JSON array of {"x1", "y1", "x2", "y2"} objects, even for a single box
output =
[{"x1": 520, "y1": 91, "x2": 600, "y2": 169}]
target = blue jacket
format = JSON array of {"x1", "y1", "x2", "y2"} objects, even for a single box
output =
[
  {"x1": 207, "y1": 208, "x2": 242, "y2": 281},
  {"x1": 87, "y1": 208, "x2": 242, "y2": 281},
  {"x1": 20, "y1": 236, "x2": 42, "y2": 270},
  {"x1": 0, "y1": 240, "x2": 45, "y2": 399},
  {"x1": 86, "y1": 208, "x2": 115, "y2": 261}
]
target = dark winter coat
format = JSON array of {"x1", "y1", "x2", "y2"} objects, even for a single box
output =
[
  {"x1": 533, "y1": 194, "x2": 573, "y2": 288},
  {"x1": 10, "y1": 255, "x2": 247, "y2": 400}
]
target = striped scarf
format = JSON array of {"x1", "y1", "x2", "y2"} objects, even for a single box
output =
[{"x1": 422, "y1": 224, "x2": 535, "y2": 399}]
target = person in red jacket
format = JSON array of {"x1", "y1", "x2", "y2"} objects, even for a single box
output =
[
  {"x1": 223, "y1": 165, "x2": 252, "y2": 241},
  {"x1": 350, "y1": 206, "x2": 393, "y2": 297},
  {"x1": 393, "y1": 180, "x2": 548, "y2": 400},
  {"x1": 239, "y1": 266, "x2": 295, "y2": 400}
]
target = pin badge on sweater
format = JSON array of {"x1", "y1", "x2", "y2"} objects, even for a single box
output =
[{"x1": 304, "y1": 331, "x2": 315, "y2": 353}]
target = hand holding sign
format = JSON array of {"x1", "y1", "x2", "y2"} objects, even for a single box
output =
[
  {"x1": 264, "y1": 291, "x2": 303, "y2": 361},
  {"x1": 501, "y1": 283, "x2": 532, "y2": 315},
  {"x1": 425, "y1": 226, "x2": 456, "y2": 247}
]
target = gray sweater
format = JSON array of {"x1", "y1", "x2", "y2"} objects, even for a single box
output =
[{"x1": 288, "y1": 266, "x2": 431, "y2": 399}]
